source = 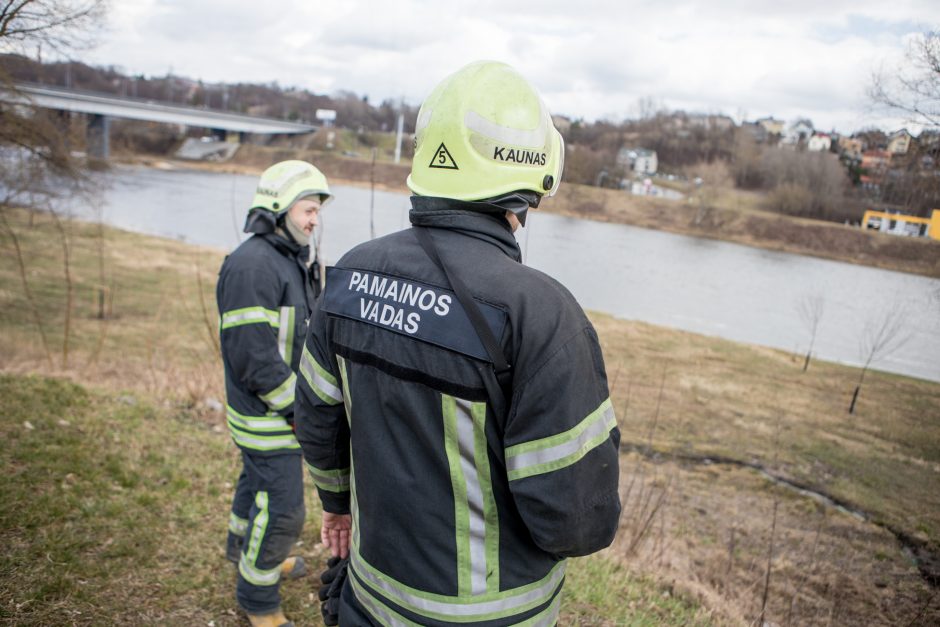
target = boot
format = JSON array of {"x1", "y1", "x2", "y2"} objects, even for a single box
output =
[
  {"x1": 280, "y1": 555, "x2": 308, "y2": 580},
  {"x1": 246, "y1": 608, "x2": 294, "y2": 627}
]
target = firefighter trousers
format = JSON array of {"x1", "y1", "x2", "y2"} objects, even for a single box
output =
[{"x1": 228, "y1": 451, "x2": 305, "y2": 614}]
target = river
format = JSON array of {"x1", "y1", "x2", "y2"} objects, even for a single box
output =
[{"x1": 67, "y1": 164, "x2": 940, "y2": 383}]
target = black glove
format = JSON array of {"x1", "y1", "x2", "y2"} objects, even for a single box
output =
[{"x1": 318, "y1": 556, "x2": 348, "y2": 626}]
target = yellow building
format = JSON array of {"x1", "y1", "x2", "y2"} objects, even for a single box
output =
[{"x1": 862, "y1": 209, "x2": 940, "y2": 240}]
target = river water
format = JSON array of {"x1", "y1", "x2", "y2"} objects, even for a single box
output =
[{"x1": 68, "y1": 165, "x2": 940, "y2": 383}]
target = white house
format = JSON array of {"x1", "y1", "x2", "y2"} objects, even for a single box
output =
[
  {"x1": 616, "y1": 147, "x2": 658, "y2": 175},
  {"x1": 807, "y1": 133, "x2": 832, "y2": 152},
  {"x1": 887, "y1": 129, "x2": 912, "y2": 155},
  {"x1": 783, "y1": 120, "x2": 814, "y2": 145}
]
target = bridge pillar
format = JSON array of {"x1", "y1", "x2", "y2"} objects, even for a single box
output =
[
  {"x1": 55, "y1": 110, "x2": 73, "y2": 150},
  {"x1": 87, "y1": 113, "x2": 111, "y2": 160}
]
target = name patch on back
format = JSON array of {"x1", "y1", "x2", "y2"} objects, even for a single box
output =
[{"x1": 322, "y1": 267, "x2": 508, "y2": 362}]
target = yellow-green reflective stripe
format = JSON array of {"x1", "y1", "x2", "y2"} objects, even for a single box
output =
[
  {"x1": 442, "y1": 395, "x2": 471, "y2": 596},
  {"x1": 230, "y1": 430, "x2": 300, "y2": 451},
  {"x1": 305, "y1": 460, "x2": 350, "y2": 493},
  {"x1": 240, "y1": 492, "x2": 280, "y2": 586},
  {"x1": 221, "y1": 306, "x2": 279, "y2": 330},
  {"x1": 299, "y1": 345, "x2": 343, "y2": 405},
  {"x1": 506, "y1": 398, "x2": 616, "y2": 481},
  {"x1": 517, "y1": 594, "x2": 561, "y2": 627},
  {"x1": 453, "y1": 398, "x2": 494, "y2": 596},
  {"x1": 277, "y1": 306, "x2": 295, "y2": 364},
  {"x1": 226, "y1": 406, "x2": 292, "y2": 432},
  {"x1": 260, "y1": 372, "x2": 296, "y2": 411},
  {"x1": 350, "y1": 573, "x2": 420, "y2": 627},
  {"x1": 352, "y1": 575, "x2": 560, "y2": 627},
  {"x1": 240, "y1": 555, "x2": 281, "y2": 586},
  {"x1": 337, "y1": 355, "x2": 351, "y2": 423},
  {"x1": 351, "y1": 457, "x2": 361, "y2": 553},
  {"x1": 470, "y1": 400, "x2": 499, "y2": 594},
  {"x1": 229, "y1": 512, "x2": 249, "y2": 536},
  {"x1": 350, "y1": 548, "x2": 566, "y2": 623}
]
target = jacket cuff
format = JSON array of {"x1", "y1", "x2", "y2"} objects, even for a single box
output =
[{"x1": 318, "y1": 488, "x2": 351, "y2": 515}]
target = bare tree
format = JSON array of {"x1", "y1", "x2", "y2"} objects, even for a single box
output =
[
  {"x1": 797, "y1": 292, "x2": 825, "y2": 371},
  {"x1": 0, "y1": 1, "x2": 107, "y2": 56},
  {"x1": 0, "y1": 1, "x2": 108, "y2": 209},
  {"x1": 0, "y1": 1, "x2": 107, "y2": 369},
  {"x1": 849, "y1": 306, "x2": 911, "y2": 414},
  {"x1": 869, "y1": 30, "x2": 940, "y2": 127}
]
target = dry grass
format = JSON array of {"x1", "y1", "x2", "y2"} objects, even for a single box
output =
[
  {"x1": 592, "y1": 313, "x2": 940, "y2": 625},
  {"x1": 2, "y1": 207, "x2": 938, "y2": 624},
  {"x1": 0, "y1": 207, "x2": 227, "y2": 403},
  {"x1": 610, "y1": 455, "x2": 939, "y2": 626},
  {"x1": 0, "y1": 209, "x2": 707, "y2": 625}
]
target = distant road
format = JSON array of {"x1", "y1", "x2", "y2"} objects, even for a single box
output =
[{"x1": 4, "y1": 82, "x2": 318, "y2": 135}]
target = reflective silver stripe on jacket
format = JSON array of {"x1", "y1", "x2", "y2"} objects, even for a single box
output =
[
  {"x1": 350, "y1": 549, "x2": 565, "y2": 620},
  {"x1": 227, "y1": 406, "x2": 292, "y2": 432},
  {"x1": 299, "y1": 345, "x2": 343, "y2": 405},
  {"x1": 220, "y1": 306, "x2": 279, "y2": 329},
  {"x1": 506, "y1": 398, "x2": 616, "y2": 480},
  {"x1": 305, "y1": 460, "x2": 351, "y2": 493},
  {"x1": 277, "y1": 306, "x2": 294, "y2": 363},
  {"x1": 260, "y1": 372, "x2": 296, "y2": 411},
  {"x1": 455, "y1": 398, "x2": 488, "y2": 595}
]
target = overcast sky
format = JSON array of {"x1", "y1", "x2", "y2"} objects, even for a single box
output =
[{"x1": 79, "y1": 0, "x2": 939, "y2": 135}]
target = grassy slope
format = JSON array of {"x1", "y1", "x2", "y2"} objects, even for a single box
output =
[
  {"x1": 2, "y1": 208, "x2": 938, "y2": 623},
  {"x1": 0, "y1": 375, "x2": 706, "y2": 626},
  {"x1": 0, "y1": 210, "x2": 707, "y2": 624},
  {"x1": 591, "y1": 314, "x2": 940, "y2": 547}
]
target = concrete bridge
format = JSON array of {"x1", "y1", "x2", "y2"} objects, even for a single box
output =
[{"x1": 3, "y1": 82, "x2": 318, "y2": 158}]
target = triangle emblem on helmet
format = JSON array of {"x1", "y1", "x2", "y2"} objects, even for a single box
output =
[{"x1": 428, "y1": 143, "x2": 459, "y2": 170}]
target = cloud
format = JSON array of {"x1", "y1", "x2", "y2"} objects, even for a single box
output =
[{"x1": 81, "y1": 0, "x2": 940, "y2": 133}]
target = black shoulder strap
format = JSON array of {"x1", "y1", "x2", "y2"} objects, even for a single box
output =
[{"x1": 413, "y1": 227, "x2": 512, "y2": 399}]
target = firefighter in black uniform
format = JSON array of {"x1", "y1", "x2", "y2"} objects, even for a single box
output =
[
  {"x1": 217, "y1": 160, "x2": 331, "y2": 627},
  {"x1": 295, "y1": 61, "x2": 622, "y2": 626}
]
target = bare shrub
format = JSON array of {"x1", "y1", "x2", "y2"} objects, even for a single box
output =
[
  {"x1": 796, "y1": 292, "x2": 825, "y2": 371},
  {"x1": 759, "y1": 148, "x2": 850, "y2": 220},
  {"x1": 767, "y1": 183, "x2": 815, "y2": 217},
  {"x1": 849, "y1": 305, "x2": 912, "y2": 413}
]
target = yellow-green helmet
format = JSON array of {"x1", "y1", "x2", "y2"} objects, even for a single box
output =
[
  {"x1": 251, "y1": 160, "x2": 332, "y2": 214},
  {"x1": 406, "y1": 61, "x2": 564, "y2": 202}
]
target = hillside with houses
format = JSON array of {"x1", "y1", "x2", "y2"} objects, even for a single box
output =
[{"x1": 5, "y1": 53, "x2": 939, "y2": 238}]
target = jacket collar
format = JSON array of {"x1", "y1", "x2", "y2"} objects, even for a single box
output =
[
  {"x1": 409, "y1": 196, "x2": 522, "y2": 262},
  {"x1": 259, "y1": 231, "x2": 308, "y2": 259}
]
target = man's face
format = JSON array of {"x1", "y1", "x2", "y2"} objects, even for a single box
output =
[
  {"x1": 287, "y1": 198, "x2": 321, "y2": 237},
  {"x1": 505, "y1": 211, "x2": 521, "y2": 233}
]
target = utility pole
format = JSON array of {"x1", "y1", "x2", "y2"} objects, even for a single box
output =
[{"x1": 394, "y1": 111, "x2": 405, "y2": 164}]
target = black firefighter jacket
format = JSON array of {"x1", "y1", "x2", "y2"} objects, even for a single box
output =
[
  {"x1": 217, "y1": 232, "x2": 316, "y2": 456},
  {"x1": 295, "y1": 198, "x2": 622, "y2": 626}
]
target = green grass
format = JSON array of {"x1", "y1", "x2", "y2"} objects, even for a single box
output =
[
  {"x1": 4, "y1": 206, "x2": 939, "y2": 623},
  {"x1": 564, "y1": 556, "x2": 711, "y2": 625},
  {"x1": 0, "y1": 374, "x2": 706, "y2": 625}
]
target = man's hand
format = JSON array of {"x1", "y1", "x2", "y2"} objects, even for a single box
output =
[{"x1": 321, "y1": 511, "x2": 352, "y2": 558}]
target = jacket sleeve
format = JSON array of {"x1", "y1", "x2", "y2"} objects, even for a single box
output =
[
  {"x1": 503, "y1": 325, "x2": 621, "y2": 558},
  {"x1": 218, "y1": 267, "x2": 297, "y2": 416},
  {"x1": 294, "y1": 302, "x2": 351, "y2": 515}
]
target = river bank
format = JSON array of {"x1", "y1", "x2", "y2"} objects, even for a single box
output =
[
  {"x1": 2, "y1": 208, "x2": 938, "y2": 624},
  {"x1": 116, "y1": 144, "x2": 940, "y2": 278}
]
